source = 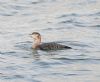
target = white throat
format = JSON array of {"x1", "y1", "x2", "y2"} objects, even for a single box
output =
[{"x1": 32, "y1": 37, "x2": 41, "y2": 49}]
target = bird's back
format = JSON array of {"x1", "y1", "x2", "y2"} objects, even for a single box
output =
[{"x1": 39, "y1": 42, "x2": 71, "y2": 50}]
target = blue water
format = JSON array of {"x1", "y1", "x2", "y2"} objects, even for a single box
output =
[{"x1": 0, "y1": 0, "x2": 100, "y2": 82}]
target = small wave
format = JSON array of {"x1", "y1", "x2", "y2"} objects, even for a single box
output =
[
  {"x1": 77, "y1": 69, "x2": 92, "y2": 72},
  {"x1": 15, "y1": 41, "x2": 32, "y2": 50},
  {"x1": 11, "y1": 5, "x2": 27, "y2": 10},
  {"x1": 88, "y1": 12, "x2": 100, "y2": 16},
  {"x1": 59, "y1": 19, "x2": 74, "y2": 24},
  {"x1": 58, "y1": 18, "x2": 88, "y2": 28},
  {"x1": 89, "y1": 25, "x2": 100, "y2": 31},
  {"x1": 31, "y1": 1, "x2": 42, "y2": 4},
  {"x1": 30, "y1": 0, "x2": 56, "y2": 4},
  {"x1": 91, "y1": 25, "x2": 100, "y2": 27},
  {"x1": 57, "y1": 13, "x2": 81, "y2": 18},
  {"x1": 70, "y1": 42, "x2": 90, "y2": 48},
  {"x1": 0, "y1": 51, "x2": 16, "y2": 56},
  {"x1": 52, "y1": 57, "x2": 100, "y2": 61},
  {"x1": 0, "y1": 13, "x2": 14, "y2": 16}
]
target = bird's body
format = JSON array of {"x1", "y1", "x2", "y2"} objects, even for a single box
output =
[
  {"x1": 39, "y1": 42, "x2": 71, "y2": 50},
  {"x1": 30, "y1": 32, "x2": 72, "y2": 50}
]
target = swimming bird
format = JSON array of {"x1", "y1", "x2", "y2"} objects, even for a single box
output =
[{"x1": 30, "y1": 32, "x2": 72, "y2": 50}]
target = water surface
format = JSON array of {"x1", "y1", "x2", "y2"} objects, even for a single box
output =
[{"x1": 0, "y1": 0, "x2": 100, "y2": 82}]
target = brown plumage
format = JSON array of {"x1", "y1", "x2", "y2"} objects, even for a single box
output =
[{"x1": 30, "y1": 32, "x2": 72, "y2": 50}]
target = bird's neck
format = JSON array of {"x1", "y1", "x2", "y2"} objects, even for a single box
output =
[{"x1": 32, "y1": 37, "x2": 41, "y2": 49}]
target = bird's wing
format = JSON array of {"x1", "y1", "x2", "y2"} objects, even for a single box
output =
[{"x1": 40, "y1": 42, "x2": 66, "y2": 50}]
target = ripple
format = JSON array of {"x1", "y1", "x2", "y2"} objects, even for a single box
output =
[
  {"x1": 53, "y1": 57, "x2": 100, "y2": 60},
  {"x1": 70, "y1": 42, "x2": 90, "y2": 48},
  {"x1": 52, "y1": 57, "x2": 100, "y2": 64},
  {"x1": 58, "y1": 18, "x2": 88, "y2": 28},
  {"x1": 30, "y1": 0, "x2": 56, "y2": 5},
  {"x1": 91, "y1": 25, "x2": 100, "y2": 28},
  {"x1": 77, "y1": 69, "x2": 92, "y2": 72},
  {"x1": 15, "y1": 41, "x2": 32, "y2": 50},
  {"x1": 1, "y1": 74, "x2": 24, "y2": 80},
  {"x1": 9, "y1": 5, "x2": 27, "y2": 10},
  {"x1": 0, "y1": 12, "x2": 17, "y2": 16},
  {"x1": 88, "y1": 12, "x2": 100, "y2": 16},
  {"x1": 67, "y1": 73, "x2": 77, "y2": 76},
  {"x1": 31, "y1": 1, "x2": 42, "y2": 4},
  {"x1": 34, "y1": 61, "x2": 61, "y2": 68},
  {"x1": 57, "y1": 13, "x2": 81, "y2": 18},
  {"x1": 0, "y1": 51, "x2": 17, "y2": 56},
  {"x1": 59, "y1": 19, "x2": 74, "y2": 24}
]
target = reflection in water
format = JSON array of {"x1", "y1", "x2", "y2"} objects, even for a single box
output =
[
  {"x1": 31, "y1": 49, "x2": 59, "y2": 61},
  {"x1": 31, "y1": 49, "x2": 40, "y2": 60}
]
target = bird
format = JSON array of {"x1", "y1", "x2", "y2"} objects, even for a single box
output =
[{"x1": 30, "y1": 32, "x2": 72, "y2": 50}]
